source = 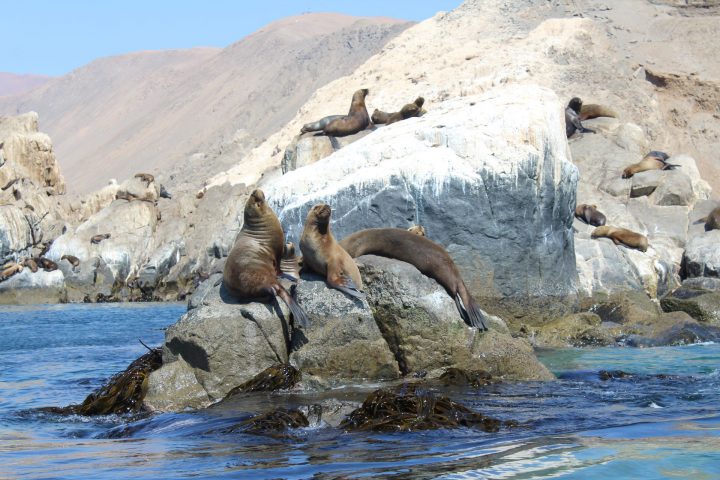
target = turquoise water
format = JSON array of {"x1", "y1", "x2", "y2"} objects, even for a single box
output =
[{"x1": 0, "y1": 304, "x2": 718, "y2": 479}]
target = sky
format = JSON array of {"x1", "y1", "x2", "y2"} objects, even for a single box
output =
[{"x1": 3, "y1": 1, "x2": 461, "y2": 76}]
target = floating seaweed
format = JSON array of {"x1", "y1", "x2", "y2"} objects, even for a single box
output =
[
  {"x1": 438, "y1": 367, "x2": 494, "y2": 388},
  {"x1": 225, "y1": 364, "x2": 301, "y2": 397},
  {"x1": 339, "y1": 384, "x2": 503, "y2": 433},
  {"x1": 40, "y1": 345, "x2": 162, "y2": 416}
]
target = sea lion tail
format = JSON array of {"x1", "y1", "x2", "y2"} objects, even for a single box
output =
[
  {"x1": 662, "y1": 163, "x2": 681, "y2": 171},
  {"x1": 454, "y1": 289, "x2": 488, "y2": 331},
  {"x1": 276, "y1": 286, "x2": 310, "y2": 329}
]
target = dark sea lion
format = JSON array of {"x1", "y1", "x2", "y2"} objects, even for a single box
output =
[
  {"x1": 322, "y1": 88, "x2": 370, "y2": 137},
  {"x1": 300, "y1": 204, "x2": 364, "y2": 299},
  {"x1": 579, "y1": 103, "x2": 617, "y2": 121},
  {"x1": 223, "y1": 189, "x2": 309, "y2": 327},
  {"x1": 280, "y1": 242, "x2": 301, "y2": 282},
  {"x1": 565, "y1": 97, "x2": 596, "y2": 138},
  {"x1": 115, "y1": 191, "x2": 138, "y2": 202},
  {"x1": 622, "y1": 151, "x2": 679, "y2": 179},
  {"x1": 371, "y1": 109, "x2": 390, "y2": 125},
  {"x1": 134, "y1": 173, "x2": 154, "y2": 185},
  {"x1": 159, "y1": 184, "x2": 172, "y2": 199},
  {"x1": 338, "y1": 228, "x2": 488, "y2": 330},
  {"x1": 90, "y1": 233, "x2": 111, "y2": 244},
  {"x1": 0, "y1": 262, "x2": 22, "y2": 280},
  {"x1": 407, "y1": 225, "x2": 426, "y2": 236},
  {"x1": 23, "y1": 257, "x2": 38, "y2": 272},
  {"x1": 37, "y1": 257, "x2": 58, "y2": 272},
  {"x1": 574, "y1": 204, "x2": 607, "y2": 227},
  {"x1": 702, "y1": 206, "x2": 720, "y2": 231},
  {"x1": 300, "y1": 115, "x2": 345, "y2": 134},
  {"x1": 372, "y1": 97, "x2": 425, "y2": 125},
  {"x1": 591, "y1": 226, "x2": 648, "y2": 252},
  {"x1": 61, "y1": 254, "x2": 81, "y2": 268}
]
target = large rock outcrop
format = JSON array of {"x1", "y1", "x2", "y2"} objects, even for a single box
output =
[{"x1": 263, "y1": 84, "x2": 578, "y2": 322}]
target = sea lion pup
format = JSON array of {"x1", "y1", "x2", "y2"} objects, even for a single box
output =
[
  {"x1": 37, "y1": 257, "x2": 58, "y2": 272},
  {"x1": 565, "y1": 97, "x2": 596, "y2": 138},
  {"x1": 280, "y1": 242, "x2": 301, "y2": 282},
  {"x1": 321, "y1": 88, "x2": 370, "y2": 137},
  {"x1": 338, "y1": 228, "x2": 489, "y2": 330},
  {"x1": 574, "y1": 204, "x2": 607, "y2": 227},
  {"x1": 61, "y1": 254, "x2": 81, "y2": 269},
  {"x1": 591, "y1": 226, "x2": 648, "y2": 252},
  {"x1": 300, "y1": 115, "x2": 345, "y2": 134},
  {"x1": 407, "y1": 225, "x2": 426, "y2": 236},
  {"x1": 223, "y1": 189, "x2": 309, "y2": 327},
  {"x1": 579, "y1": 103, "x2": 617, "y2": 121},
  {"x1": 0, "y1": 262, "x2": 22, "y2": 280},
  {"x1": 300, "y1": 203, "x2": 364, "y2": 299},
  {"x1": 23, "y1": 257, "x2": 38, "y2": 272},
  {"x1": 90, "y1": 233, "x2": 111, "y2": 244},
  {"x1": 134, "y1": 173, "x2": 154, "y2": 185},
  {"x1": 621, "y1": 151, "x2": 679, "y2": 179}
]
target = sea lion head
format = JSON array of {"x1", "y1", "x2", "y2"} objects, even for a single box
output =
[
  {"x1": 414, "y1": 97, "x2": 425, "y2": 107},
  {"x1": 309, "y1": 203, "x2": 332, "y2": 226},
  {"x1": 283, "y1": 242, "x2": 296, "y2": 257},
  {"x1": 621, "y1": 166, "x2": 633, "y2": 179},
  {"x1": 353, "y1": 88, "x2": 369, "y2": 102},
  {"x1": 568, "y1": 97, "x2": 582, "y2": 113},
  {"x1": 244, "y1": 189, "x2": 269, "y2": 221},
  {"x1": 407, "y1": 225, "x2": 426, "y2": 236}
]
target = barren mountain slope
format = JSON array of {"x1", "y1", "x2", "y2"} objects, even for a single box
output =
[
  {"x1": 0, "y1": 13, "x2": 410, "y2": 193},
  {"x1": 0, "y1": 73, "x2": 52, "y2": 98},
  {"x1": 209, "y1": 0, "x2": 720, "y2": 196}
]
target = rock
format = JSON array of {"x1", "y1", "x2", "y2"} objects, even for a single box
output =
[
  {"x1": 630, "y1": 170, "x2": 663, "y2": 198},
  {"x1": 357, "y1": 255, "x2": 553, "y2": 380},
  {"x1": 661, "y1": 291, "x2": 720, "y2": 327},
  {"x1": 144, "y1": 355, "x2": 211, "y2": 411},
  {"x1": 282, "y1": 129, "x2": 377, "y2": 174},
  {"x1": 586, "y1": 291, "x2": 661, "y2": 325},
  {"x1": 0, "y1": 269, "x2": 65, "y2": 304},
  {"x1": 650, "y1": 171, "x2": 694, "y2": 206},
  {"x1": 625, "y1": 311, "x2": 720, "y2": 347},
  {"x1": 289, "y1": 274, "x2": 399, "y2": 382},
  {"x1": 267, "y1": 85, "x2": 579, "y2": 323},
  {"x1": 528, "y1": 312, "x2": 614, "y2": 348},
  {"x1": 682, "y1": 230, "x2": 720, "y2": 278},
  {"x1": 0, "y1": 205, "x2": 34, "y2": 263}
]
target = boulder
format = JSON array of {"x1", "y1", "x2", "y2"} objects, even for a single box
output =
[
  {"x1": 266, "y1": 84, "x2": 579, "y2": 322},
  {"x1": 282, "y1": 129, "x2": 376, "y2": 174},
  {"x1": 0, "y1": 205, "x2": 34, "y2": 263},
  {"x1": 661, "y1": 290, "x2": 720, "y2": 327},
  {"x1": 682, "y1": 230, "x2": 720, "y2": 278},
  {"x1": 0, "y1": 269, "x2": 65, "y2": 304}
]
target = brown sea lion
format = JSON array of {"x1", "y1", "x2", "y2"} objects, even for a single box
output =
[
  {"x1": 280, "y1": 242, "x2": 301, "y2": 282},
  {"x1": 407, "y1": 225, "x2": 426, "y2": 236},
  {"x1": 622, "y1": 151, "x2": 679, "y2": 179},
  {"x1": 37, "y1": 257, "x2": 58, "y2": 272},
  {"x1": 61, "y1": 254, "x2": 81, "y2": 268},
  {"x1": 223, "y1": 189, "x2": 309, "y2": 327},
  {"x1": 134, "y1": 173, "x2": 154, "y2": 185},
  {"x1": 338, "y1": 228, "x2": 488, "y2": 330},
  {"x1": 0, "y1": 262, "x2": 22, "y2": 280},
  {"x1": 591, "y1": 226, "x2": 648, "y2": 252},
  {"x1": 703, "y1": 206, "x2": 720, "y2": 231},
  {"x1": 23, "y1": 257, "x2": 38, "y2": 272},
  {"x1": 90, "y1": 233, "x2": 111, "y2": 244},
  {"x1": 322, "y1": 88, "x2": 370, "y2": 137},
  {"x1": 565, "y1": 97, "x2": 596, "y2": 138},
  {"x1": 372, "y1": 97, "x2": 425, "y2": 125},
  {"x1": 300, "y1": 204, "x2": 364, "y2": 299},
  {"x1": 574, "y1": 204, "x2": 607, "y2": 227},
  {"x1": 115, "y1": 191, "x2": 138, "y2": 202},
  {"x1": 300, "y1": 115, "x2": 345, "y2": 134},
  {"x1": 579, "y1": 103, "x2": 617, "y2": 121},
  {"x1": 371, "y1": 109, "x2": 390, "y2": 125}
]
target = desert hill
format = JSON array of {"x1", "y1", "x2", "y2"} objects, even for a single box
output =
[
  {"x1": 0, "y1": 72, "x2": 52, "y2": 98},
  {"x1": 0, "y1": 13, "x2": 410, "y2": 193}
]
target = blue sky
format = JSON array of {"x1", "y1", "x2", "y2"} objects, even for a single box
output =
[{"x1": 3, "y1": 1, "x2": 461, "y2": 76}]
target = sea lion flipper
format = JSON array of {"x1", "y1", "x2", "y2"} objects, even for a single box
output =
[
  {"x1": 329, "y1": 274, "x2": 366, "y2": 300},
  {"x1": 454, "y1": 292, "x2": 488, "y2": 331},
  {"x1": 276, "y1": 286, "x2": 309, "y2": 329},
  {"x1": 279, "y1": 272, "x2": 299, "y2": 282},
  {"x1": 662, "y1": 163, "x2": 680, "y2": 171}
]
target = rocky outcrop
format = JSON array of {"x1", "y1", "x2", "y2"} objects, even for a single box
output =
[
  {"x1": 265, "y1": 84, "x2": 579, "y2": 323},
  {"x1": 146, "y1": 256, "x2": 552, "y2": 412},
  {"x1": 281, "y1": 128, "x2": 376, "y2": 173}
]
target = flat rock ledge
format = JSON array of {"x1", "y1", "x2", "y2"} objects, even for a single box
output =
[{"x1": 145, "y1": 257, "x2": 553, "y2": 412}]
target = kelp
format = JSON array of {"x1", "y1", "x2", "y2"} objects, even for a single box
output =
[
  {"x1": 339, "y1": 384, "x2": 503, "y2": 433},
  {"x1": 438, "y1": 367, "x2": 494, "y2": 388},
  {"x1": 220, "y1": 408, "x2": 309, "y2": 437},
  {"x1": 225, "y1": 364, "x2": 301, "y2": 397}
]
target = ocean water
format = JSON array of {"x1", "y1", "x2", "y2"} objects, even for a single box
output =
[{"x1": 0, "y1": 303, "x2": 718, "y2": 479}]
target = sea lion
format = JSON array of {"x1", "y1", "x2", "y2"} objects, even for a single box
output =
[
  {"x1": 699, "y1": 206, "x2": 720, "y2": 231},
  {"x1": 321, "y1": 88, "x2": 370, "y2": 137},
  {"x1": 0, "y1": 262, "x2": 22, "y2": 280},
  {"x1": 622, "y1": 151, "x2": 679, "y2": 179},
  {"x1": 0, "y1": 142, "x2": 5, "y2": 167},
  {"x1": 565, "y1": 97, "x2": 596, "y2": 138},
  {"x1": 223, "y1": 189, "x2": 309, "y2": 327},
  {"x1": 574, "y1": 204, "x2": 607, "y2": 227},
  {"x1": 407, "y1": 225, "x2": 426, "y2": 236},
  {"x1": 134, "y1": 173, "x2": 154, "y2": 185},
  {"x1": 159, "y1": 184, "x2": 172, "y2": 199},
  {"x1": 338, "y1": 228, "x2": 488, "y2": 330},
  {"x1": 579, "y1": 103, "x2": 617, "y2": 121},
  {"x1": 90, "y1": 233, "x2": 111, "y2": 244},
  {"x1": 280, "y1": 242, "x2": 301, "y2": 282},
  {"x1": 300, "y1": 115, "x2": 345, "y2": 134},
  {"x1": 37, "y1": 257, "x2": 58, "y2": 272},
  {"x1": 591, "y1": 226, "x2": 648, "y2": 252},
  {"x1": 61, "y1": 254, "x2": 81, "y2": 268},
  {"x1": 23, "y1": 257, "x2": 38, "y2": 273},
  {"x1": 372, "y1": 97, "x2": 425, "y2": 125},
  {"x1": 115, "y1": 191, "x2": 138, "y2": 202},
  {"x1": 300, "y1": 203, "x2": 364, "y2": 299}
]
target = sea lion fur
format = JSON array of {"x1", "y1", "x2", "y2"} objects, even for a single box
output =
[
  {"x1": 622, "y1": 151, "x2": 679, "y2": 179},
  {"x1": 574, "y1": 204, "x2": 607, "y2": 227},
  {"x1": 338, "y1": 228, "x2": 488, "y2": 330},
  {"x1": 407, "y1": 225, "x2": 426, "y2": 236},
  {"x1": 322, "y1": 88, "x2": 370, "y2": 137},
  {"x1": 591, "y1": 226, "x2": 648, "y2": 252},
  {"x1": 565, "y1": 97, "x2": 596, "y2": 137}
]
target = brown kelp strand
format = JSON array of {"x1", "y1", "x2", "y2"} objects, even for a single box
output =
[
  {"x1": 225, "y1": 364, "x2": 301, "y2": 396},
  {"x1": 438, "y1": 368, "x2": 494, "y2": 388},
  {"x1": 218, "y1": 408, "x2": 309, "y2": 437}
]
